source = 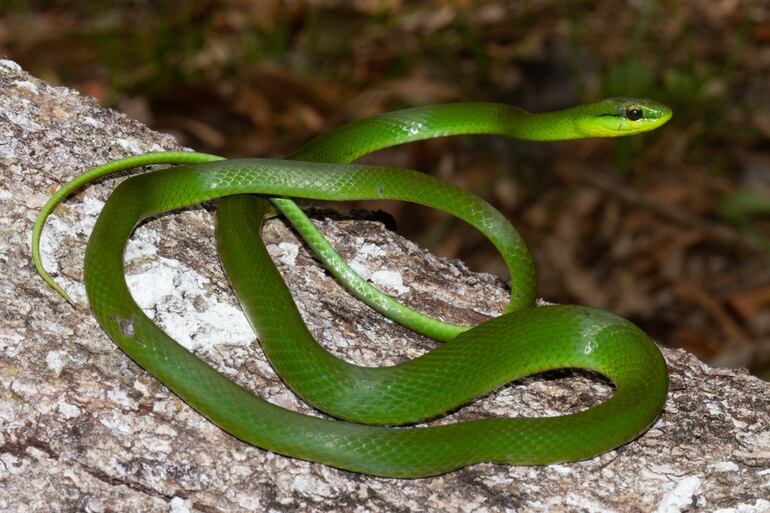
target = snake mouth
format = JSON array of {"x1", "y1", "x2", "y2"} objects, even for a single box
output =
[
  {"x1": 635, "y1": 101, "x2": 673, "y2": 125},
  {"x1": 586, "y1": 97, "x2": 672, "y2": 135}
]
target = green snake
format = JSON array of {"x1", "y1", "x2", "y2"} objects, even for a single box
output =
[{"x1": 33, "y1": 98, "x2": 671, "y2": 478}]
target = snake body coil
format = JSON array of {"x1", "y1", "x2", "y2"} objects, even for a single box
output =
[{"x1": 34, "y1": 99, "x2": 671, "y2": 477}]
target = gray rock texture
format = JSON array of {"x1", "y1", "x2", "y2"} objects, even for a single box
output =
[{"x1": 1, "y1": 60, "x2": 769, "y2": 513}]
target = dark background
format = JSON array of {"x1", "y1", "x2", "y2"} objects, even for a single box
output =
[{"x1": 3, "y1": 0, "x2": 769, "y2": 378}]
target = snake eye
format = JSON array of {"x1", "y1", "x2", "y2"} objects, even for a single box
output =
[{"x1": 625, "y1": 106, "x2": 643, "y2": 121}]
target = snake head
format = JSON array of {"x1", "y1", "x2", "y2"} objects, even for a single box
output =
[{"x1": 577, "y1": 97, "x2": 672, "y2": 137}]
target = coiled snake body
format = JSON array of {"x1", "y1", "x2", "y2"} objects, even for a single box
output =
[{"x1": 33, "y1": 98, "x2": 671, "y2": 477}]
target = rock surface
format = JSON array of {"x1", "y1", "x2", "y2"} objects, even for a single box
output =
[{"x1": 1, "y1": 60, "x2": 769, "y2": 513}]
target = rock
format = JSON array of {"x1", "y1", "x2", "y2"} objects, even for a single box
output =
[{"x1": 1, "y1": 60, "x2": 768, "y2": 513}]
